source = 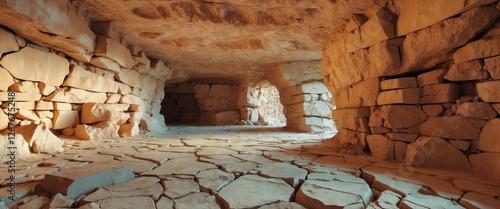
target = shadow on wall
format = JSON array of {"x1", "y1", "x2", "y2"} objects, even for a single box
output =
[{"x1": 240, "y1": 80, "x2": 287, "y2": 126}]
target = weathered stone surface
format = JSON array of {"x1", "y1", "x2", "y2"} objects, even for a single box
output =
[
  {"x1": 100, "y1": 197, "x2": 156, "y2": 209},
  {"x1": 423, "y1": 104, "x2": 444, "y2": 117},
  {"x1": 0, "y1": 92, "x2": 41, "y2": 102},
  {"x1": 16, "y1": 109, "x2": 40, "y2": 121},
  {"x1": 417, "y1": 69, "x2": 447, "y2": 87},
  {"x1": 48, "y1": 193, "x2": 75, "y2": 208},
  {"x1": 74, "y1": 122, "x2": 120, "y2": 140},
  {"x1": 367, "y1": 135, "x2": 394, "y2": 160},
  {"x1": 457, "y1": 102, "x2": 497, "y2": 119},
  {"x1": 156, "y1": 197, "x2": 174, "y2": 209},
  {"x1": 38, "y1": 82, "x2": 56, "y2": 96},
  {"x1": 197, "y1": 169, "x2": 235, "y2": 192},
  {"x1": 256, "y1": 163, "x2": 307, "y2": 188},
  {"x1": 406, "y1": 137, "x2": 472, "y2": 172},
  {"x1": 387, "y1": 133, "x2": 419, "y2": 142},
  {"x1": 0, "y1": 67, "x2": 15, "y2": 92},
  {"x1": 0, "y1": 47, "x2": 69, "y2": 86},
  {"x1": 83, "y1": 183, "x2": 163, "y2": 202},
  {"x1": 469, "y1": 153, "x2": 500, "y2": 183},
  {"x1": 453, "y1": 179, "x2": 500, "y2": 197},
  {"x1": 81, "y1": 103, "x2": 110, "y2": 124},
  {"x1": 148, "y1": 59, "x2": 173, "y2": 82},
  {"x1": 449, "y1": 139, "x2": 471, "y2": 151},
  {"x1": 163, "y1": 179, "x2": 200, "y2": 199},
  {"x1": 400, "y1": 193, "x2": 465, "y2": 209},
  {"x1": 258, "y1": 202, "x2": 307, "y2": 209},
  {"x1": 357, "y1": 8, "x2": 395, "y2": 50},
  {"x1": 34, "y1": 101, "x2": 53, "y2": 111},
  {"x1": 9, "y1": 81, "x2": 40, "y2": 93},
  {"x1": 472, "y1": 118, "x2": 500, "y2": 152},
  {"x1": 0, "y1": 26, "x2": 19, "y2": 56},
  {"x1": 381, "y1": 105, "x2": 427, "y2": 129},
  {"x1": 143, "y1": 158, "x2": 217, "y2": 176},
  {"x1": 331, "y1": 108, "x2": 370, "y2": 131},
  {"x1": 46, "y1": 88, "x2": 107, "y2": 104},
  {"x1": 459, "y1": 192, "x2": 500, "y2": 209},
  {"x1": 380, "y1": 77, "x2": 417, "y2": 90},
  {"x1": 175, "y1": 193, "x2": 220, "y2": 209},
  {"x1": 296, "y1": 179, "x2": 372, "y2": 209},
  {"x1": 484, "y1": 55, "x2": 500, "y2": 79},
  {"x1": 453, "y1": 36, "x2": 500, "y2": 64},
  {"x1": 399, "y1": 6, "x2": 499, "y2": 73},
  {"x1": 477, "y1": 80, "x2": 500, "y2": 102},
  {"x1": 17, "y1": 123, "x2": 63, "y2": 153},
  {"x1": 115, "y1": 68, "x2": 143, "y2": 88},
  {"x1": 63, "y1": 64, "x2": 119, "y2": 93},
  {"x1": 366, "y1": 190, "x2": 401, "y2": 209},
  {"x1": 377, "y1": 88, "x2": 420, "y2": 105},
  {"x1": 209, "y1": 85, "x2": 232, "y2": 97},
  {"x1": 94, "y1": 36, "x2": 136, "y2": 69},
  {"x1": 52, "y1": 110, "x2": 79, "y2": 130},
  {"x1": 53, "y1": 102, "x2": 72, "y2": 111},
  {"x1": 218, "y1": 175, "x2": 294, "y2": 209},
  {"x1": 444, "y1": 60, "x2": 488, "y2": 81},
  {"x1": 41, "y1": 161, "x2": 134, "y2": 199},
  {"x1": 118, "y1": 123, "x2": 140, "y2": 137},
  {"x1": 89, "y1": 56, "x2": 120, "y2": 72},
  {"x1": 421, "y1": 84, "x2": 460, "y2": 104},
  {"x1": 334, "y1": 78, "x2": 381, "y2": 108},
  {"x1": 420, "y1": 116, "x2": 481, "y2": 140}
]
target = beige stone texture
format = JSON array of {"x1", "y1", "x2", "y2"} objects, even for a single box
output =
[
  {"x1": 381, "y1": 105, "x2": 427, "y2": 129},
  {"x1": 46, "y1": 88, "x2": 107, "y2": 104},
  {"x1": 0, "y1": 26, "x2": 19, "y2": 56},
  {"x1": 38, "y1": 82, "x2": 56, "y2": 96},
  {"x1": 9, "y1": 81, "x2": 40, "y2": 93},
  {"x1": 366, "y1": 135, "x2": 394, "y2": 160},
  {"x1": 148, "y1": 59, "x2": 173, "y2": 82},
  {"x1": 421, "y1": 84, "x2": 460, "y2": 104},
  {"x1": 417, "y1": 69, "x2": 447, "y2": 87},
  {"x1": 53, "y1": 103, "x2": 72, "y2": 111},
  {"x1": 469, "y1": 153, "x2": 500, "y2": 184},
  {"x1": 453, "y1": 36, "x2": 500, "y2": 64},
  {"x1": 380, "y1": 77, "x2": 417, "y2": 90},
  {"x1": 34, "y1": 101, "x2": 53, "y2": 111},
  {"x1": 94, "y1": 36, "x2": 136, "y2": 69},
  {"x1": 106, "y1": 94, "x2": 122, "y2": 104},
  {"x1": 16, "y1": 110, "x2": 40, "y2": 121},
  {"x1": 377, "y1": 88, "x2": 420, "y2": 105},
  {"x1": 1, "y1": 101, "x2": 35, "y2": 110},
  {"x1": 331, "y1": 108, "x2": 370, "y2": 131},
  {"x1": 63, "y1": 64, "x2": 119, "y2": 93},
  {"x1": 444, "y1": 60, "x2": 488, "y2": 81},
  {"x1": 477, "y1": 80, "x2": 500, "y2": 102},
  {"x1": 75, "y1": 122, "x2": 120, "y2": 140},
  {"x1": 118, "y1": 123, "x2": 140, "y2": 137},
  {"x1": 484, "y1": 55, "x2": 500, "y2": 79},
  {"x1": 0, "y1": 47, "x2": 70, "y2": 86},
  {"x1": 456, "y1": 102, "x2": 497, "y2": 119},
  {"x1": 0, "y1": 109, "x2": 9, "y2": 130},
  {"x1": 52, "y1": 110, "x2": 80, "y2": 130},
  {"x1": 0, "y1": 92, "x2": 41, "y2": 102},
  {"x1": 406, "y1": 137, "x2": 472, "y2": 172},
  {"x1": 17, "y1": 123, "x2": 63, "y2": 153},
  {"x1": 81, "y1": 103, "x2": 111, "y2": 124},
  {"x1": 36, "y1": 111, "x2": 54, "y2": 119},
  {"x1": 89, "y1": 56, "x2": 121, "y2": 73},
  {"x1": 115, "y1": 68, "x2": 143, "y2": 88},
  {"x1": 472, "y1": 118, "x2": 500, "y2": 152},
  {"x1": 0, "y1": 67, "x2": 15, "y2": 92},
  {"x1": 420, "y1": 116, "x2": 481, "y2": 140},
  {"x1": 334, "y1": 78, "x2": 380, "y2": 108},
  {"x1": 399, "y1": 6, "x2": 499, "y2": 74}
]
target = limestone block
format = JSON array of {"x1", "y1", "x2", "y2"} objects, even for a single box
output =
[
  {"x1": 457, "y1": 102, "x2": 497, "y2": 119},
  {"x1": 63, "y1": 65, "x2": 119, "y2": 93},
  {"x1": 34, "y1": 101, "x2": 53, "y2": 110},
  {"x1": 421, "y1": 84, "x2": 459, "y2": 104},
  {"x1": 213, "y1": 111, "x2": 240, "y2": 125},
  {"x1": 301, "y1": 82, "x2": 329, "y2": 94},
  {"x1": 0, "y1": 109, "x2": 8, "y2": 130},
  {"x1": 484, "y1": 55, "x2": 500, "y2": 79},
  {"x1": 394, "y1": 141, "x2": 408, "y2": 162},
  {"x1": 46, "y1": 88, "x2": 107, "y2": 104},
  {"x1": 115, "y1": 68, "x2": 142, "y2": 88},
  {"x1": 449, "y1": 140, "x2": 470, "y2": 151},
  {"x1": 422, "y1": 105, "x2": 444, "y2": 117},
  {"x1": 399, "y1": 6, "x2": 499, "y2": 73},
  {"x1": 38, "y1": 82, "x2": 56, "y2": 96},
  {"x1": 444, "y1": 60, "x2": 488, "y2": 81},
  {"x1": 396, "y1": 0, "x2": 497, "y2": 36},
  {"x1": 0, "y1": 26, "x2": 19, "y2": 56},
  {"x1": 75, "y1": 122, "x2": 120, "y2": 140},
  {"x1": 53, "y1": 103, "x2": 72, "y2": 111},
  {"x1": 453, "y1": 36, "x2": 500, "y2": 64},
  {"x1": 140, "y1": 113, "x2": 168, "y2": 135},
  {"x1": 406, "y1": 137, "x2": 472, "y2": 172},
  {"x1": 120, "y1": 94, "x2": 144, "y2": 107},
  {"x1": 94, "y1": 36, "x2": 136, "y2": 69},
  {"x1": 52, "y1": 111, "x2": 79, "y2": 130},
  {"x1": 0, "y1": 47, "x2": 70, "y2": 86},
  {"x1": 0, "y1": 92, "x2": 41, "y2": 102},
  {"x1": 420, "y1": 116, "x2": 481, "y2": 140},
  {"x1": 381, "y1": 105, "x2": 427, "y2": 129},
  {"x1": 469, "y1": 153, "x2": 500, "y2": 184},
  {"x1": 366, "y1": 135, "x2": 394, "y2": 160},
  {"x1": 209, "y1": 85, "x2": 232, "y2": 97},
  {"x1": 41, "y1": 161, "x2": 135, "y2": 199},
  {"x1": 0, "y1": 67, "x2": 14, "y2": 92},
  {"x1": 148, "y1": 59, "x2": 173, "y2": 82},
  {"x1": 387, "y1": 133, "x2": 419, "y2": 142},
  {"x1": 346, "y1": 14, "x2": 368, "y2": 32},
  {"x1": 417, "y1": 69, "x2": 447, "y2": 87},
  {"x1": 16, "y1": 110, "x2": 40, "y2": 121},
  {"x1": 331, "y1": 108, "x2": 370, "y2": 131},
  {"x1": 1, "y1": 102, "x2": 34, "y2": 110},
  {"x1": 335, "y1": 78, "x2": 380, "y2": 108},
  {"x1": 380, "y1": 77, "x2": 417, "y2": 90},
  {"x1": 477, "y1": 80, "x2": 500, "y2": 102},
  {"x1": 118, "y1": 123, "x2": 140, "y2": 137},
  {"x1": 117, "y1": 83, "x2": 132, "y2": 95},
  {"x1": 377, "y1": 88, "x2": 420, "y2": 105},
  {"x1": 134, "y1": 53, "x2": 151, "y2": 74},
  {"x1": 359, "y1": 8, "x2": 395, "y2": 49},
  {"x1": 472, "y1": 118, "x2": 500, "y2": 152},
  {"x1": 81, "y1": 103, "x2": 110, "y2": 124},
  {"x1": 9, "y1": 81, "x2": 40, "y2": 93},
  {"x1": 17, "y1": 123, "x2": 63, "y2": 153},
  {"x1": 90, "y1": 56, "x2": 120, "y2": 73},
  {"x1": 371, "y1": 126, "x2": 391, "y2": 134},
  {"x1": 303, "y1": 101, "x2": 331, "y2": 117},
  {"x1": 0, "y1": 134, "x2": 32, "y2": 162},
  {"x1": 36, "y1": 111, "x2": 53, "y2": 119},
  {"x1": 345, "y1": 28, "x2": 362, "y2": 53},
  {"x1": 106, "y1": 94, "x2": 121, "y2": 104}
]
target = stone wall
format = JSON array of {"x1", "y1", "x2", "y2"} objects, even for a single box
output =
[
  {"x1": 321, "y1": 0, "x2": 500, "y2": 181},
  {"x1": 162, "y1": 83, "x2": 200, "y2": 124},
  {"x1": 0, "y1": 2, "x2": 170, "y2": 158},
  {"x1": 269, "y1": 61, "x2": 336, "y2": 133}
]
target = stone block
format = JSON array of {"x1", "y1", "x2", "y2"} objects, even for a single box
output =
[
  {"x1": 148, "y1": 59, "x2": 173, "y2": 82},
  {"x1": 444, "y1": 60, "x2": 488, "y2": 81},
  {"x1": 359, "y1": 8, "x2": 395, "y2": 49},
  {"x1": 38, "y1": 82, "x2": 56, "y2": 96},
  {"x1": 118, "y1": 123, "x2": 140, "y2": 137},
  {"x1": 0, "y1": 109, "x2": 8, "y2": 130},
  {"x1": 36, "y1": 111, "x2": 53, "y2": 119},
  {"x1": 377, "y1": 88, "x2": 420, "y2": 105},
  {"x1": 457, "y1": 102, "x2": 497, "y2": 119},
  {"x1": 0, "y1": 92, "x2": 41, "y2": 102},
  {"x1": 213, "y1": 111, "x2": 240, "y2": 125},
  {"x1": 387, "y1": 133, "x2": 419, "y2": 142},
  {"x1": 472, "y1": 118, "x2": 500, "y2": 152},
  {"x1": 120, "y1": 94, "x2": 144, "y2": 107},
  {"x1": 477, "y1": 80, "x2": 500, "y2": 102},
  {"x1": 0, "y1": 26, "x2": 19, "y2": 56},
  {"x1": 346, "y1": 14, "x2": 368, "y2": 32},
  {"x1": 52, "y1": 111, "x2": 79, "y2": 130},
  {"x1": 63, "y1": 64, "x2": 119, "y2": 93},
  {"x1": 89, "y1": 56, "x2": 121, "y2": 72},
  {"x1": 301, "y1": 82, "x2": 329, "y2": 94},
  {"x1": 394, "y1": 141, "x2": 408, "y2": 162},
  {"x1": 106, "y1": 94, "x2": 121, "y2": 104},
  {"x1": 417, "y1": 69, "x2": 447, "y2": 87},
  {"x1": 9, "y1": 81, "x2": 40, "y2": 93},
  {"x1": 422, "y1": 105, "x2": 444, "y2": 117},
  {"x1": 0, "y1": 67, "x2": 15, "y2": 92},
  {"x1": 194, "y1": 84, "x2": 210, "y2": 95},
  {"x1": 0, "y1": 47, "x2": 70, "y2": 86},
  {"x1": 421, "y1": 84, "x2": 459, "y2": 104},
  {"x1": 304, "y1": 101, "x2": 331, "y2": 117},
  {"x1": 399, "y1": 6, "x2": 499, "y2": 74},
  {"x1": 381, "y1": 105, "x2": 427, "y2": 129},
  {"x1": 115, "y1": 68, "x2": 143, "y2": 88},
  {"x1": 406, "y1": 137, "x2": 472, "y2": 172},
  {"x1": 209, "y1": 85, "x2": 232, "y2": 97},
  {"x1": 380, "y1": 77, "x2": 417, "y2": 90},
  {"x1": 335, "y1": 78, "x2": 380, "y2": 108},
  {"x1": 46, "y1": 88, "x2": 107, "y2": 104},
  {"x1": 75, "y1": 122, "x2": 120, "y2": 140},
  {"x1": 35, "y1": 101, "x2": 53, "y2": 110},
  {"x1": 1, "y1": 102, "x2": 34, "y2": 110},
  {"x1": 469, "y1": 153, "x2": 500, "y2": 184},
  {"x1": 41, "y1": 161, "x2": 135, "y2": 199},
  {"x1": 331, "y1": 108, "x2": 370, "y2": 131},
  {"x1": 449, "y1": 139, "x2": 470, "y2": 151},
  {"x1": 420, "y1": 116, "x2": 481, "y2": 140},
  {"x1": 484, "y1": 55, "x2": 500, "y2": 80},
  {"x1": 366, "y1": 135, "x2": 394, "y2": 160},
  {"x1": 15, "y1": 109, "x2": 39, "y2": 121},
  {"x1": 94, "y1": 36, "x2": 136, "y2": 69},
  {"x1": 453, "y1": 36, "x2": 500, "y2": 64},
  {"x1": 81, "y1": 103, "x2": 110, "y2": 124}
]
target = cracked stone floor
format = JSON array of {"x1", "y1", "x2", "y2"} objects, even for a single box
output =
[{"x1": 1, "y1": 126, "x2": 499, "y2": 209}]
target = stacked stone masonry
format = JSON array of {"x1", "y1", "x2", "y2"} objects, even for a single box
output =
[{"x1": 322, "y1": 0, "x2": 500, "y2": 183}]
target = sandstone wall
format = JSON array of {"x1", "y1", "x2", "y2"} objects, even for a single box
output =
[
  {"x1": 269, "y1": 61, "x2": 336, "y2": 133},
  {"x1": 321, "y1": 0, "x2": 500, "y2": 182},
  {"x1": 0, "y1": 2, "x2": 170, "y2": 158},
  {"x1": 162, "y1": 83, "x2": 200, "y2": 124}
]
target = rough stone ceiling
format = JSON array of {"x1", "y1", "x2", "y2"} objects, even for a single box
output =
[{"x1": 73, "y1": 0, "x2": 385, "y2": 82}]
